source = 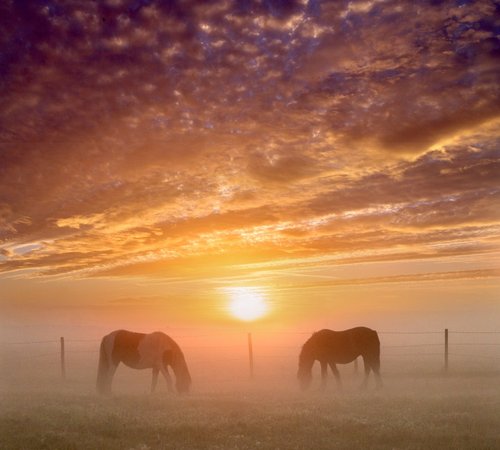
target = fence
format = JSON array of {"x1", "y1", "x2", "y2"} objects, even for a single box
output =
[{"x1": 1, "y1": 329, "x2": 500, "y2": 384}]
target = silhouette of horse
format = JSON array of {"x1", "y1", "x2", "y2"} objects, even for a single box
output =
[
  {"x1": 96, "y1": 330, "x2": 191, "y2": 395},
  {"x1": 297, "y1": 327, "x2": 382, "y2": 390}
]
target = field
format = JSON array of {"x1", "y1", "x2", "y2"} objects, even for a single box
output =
[{"x1": 1, "y1": 374, "x2": 499, "y2": 450}]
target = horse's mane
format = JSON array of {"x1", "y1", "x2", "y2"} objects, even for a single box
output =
[
  {"x1": 302, "y1": 329, "x2": 327, "y2": 345},
  {"x1": 299, "y1": 329, "x2": 334, "y2": 359},
  {"x1": 160, "y1": 332, "x2": 185, "y2": 357},
  {"x1": 299, "y1": 333, "x2": 316, "y2": 359}
]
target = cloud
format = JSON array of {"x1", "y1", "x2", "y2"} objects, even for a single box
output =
[
  {"x1": 0, "y1": 0, "x2": 498, "y2": 279},
  {"x1": 270, "y1": 268, "x2": 500, "y2": 291},
  {"x1": 0, "y1": 248, "x2": 12, "y2": 258},
  {"x1": 247, "y1": 152, "x2": 320, "y2": 183}
]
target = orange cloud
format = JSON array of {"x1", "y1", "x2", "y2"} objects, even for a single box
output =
[{"x1": 0, "y1": 0, "x2": 498, "y2": 287}]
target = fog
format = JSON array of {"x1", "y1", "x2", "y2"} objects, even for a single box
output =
[
  {"x1": 2, "y1": 324, "x2": 499, "y2": 395},
  {"x1": 2, "y1": 323, "x2": 499, "y2": 449}
]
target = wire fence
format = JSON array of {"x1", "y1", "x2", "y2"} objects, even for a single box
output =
[{"x1": 1, "y1": 329, "x2": 500, "y2": 385}]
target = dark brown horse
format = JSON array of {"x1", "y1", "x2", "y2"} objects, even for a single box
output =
[
  {"x1": 298, "y1": 327, "x2": 382, "y2": 390},
  {"x1": 96, "y1": 330, "x2": 191, "y2": 395}
]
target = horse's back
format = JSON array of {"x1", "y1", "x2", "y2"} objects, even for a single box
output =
[
  {"x1": 309, "y1": 327, "x2": 379, "y2": 363},
  {"x1": 341, "y1": 327, "x2": 380, "y2": 349},
  {"x1": 347, "y1": 326, "x2": 379, "y2": 340},
  {"x1": 111, "y1": 330, "x2": 179, "y2": 369},
  {"x1": 139, "y1": 332, "x2": 178, "y2": 356},
  {"x1": 313, "y1": 327, "x2": 378, "y2": 341},
  {"x1": 331, "y1": 326, "x2": 377, "y2": 336}
]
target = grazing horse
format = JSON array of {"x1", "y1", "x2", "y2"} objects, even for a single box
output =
[
  {"x1": 297, "y1": 327, "x2": 382, "y2": 390},
  {"x1": 96, "y1": 330, "x2": 191, "y2": 395}
]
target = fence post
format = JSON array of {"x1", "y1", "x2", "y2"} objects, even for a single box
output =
[
  {"x1": 247, "y1": 332, "x2": 254, "y2": 380},
  {"x1": 354, "y1": 357, "x2": 358, "y2": 374},
  {"x1": 60, "y1": 336, "x2": 66, "y2": 381},
  {"x1": 444, "y1": 328, "x2": 448, "y2": 373}
]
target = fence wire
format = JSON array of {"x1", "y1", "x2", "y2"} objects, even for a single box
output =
[{"x1": 2, "y1": 330, "x2": 499, "y2": 377}]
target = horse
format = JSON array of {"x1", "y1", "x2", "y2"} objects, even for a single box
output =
[
  {"x1": 297, "y1": 327, "x2": 382, "y2": 390},
  {"x1": 96, "y1": 330, "x2": 191, "y2": 395}
]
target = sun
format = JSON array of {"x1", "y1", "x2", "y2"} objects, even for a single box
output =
[{"x1": 226, "y1": 287, "x2": 269, "y2": 321}]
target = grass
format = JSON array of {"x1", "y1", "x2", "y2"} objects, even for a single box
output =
[{"x1": 1, "y1": 375, "x2": 499, "y2": 449}]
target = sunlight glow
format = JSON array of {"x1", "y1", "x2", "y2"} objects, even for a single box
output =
[{"x1": 226, "y1": 287, "x2": 269, "y2": 321}]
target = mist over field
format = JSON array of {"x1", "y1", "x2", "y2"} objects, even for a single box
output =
[
  {"x1": 2, "y1": 375, "x2": 500, "y2": 450},
  {"x1": 2, "y1": 324, "x2": 500, "y2": 449}
]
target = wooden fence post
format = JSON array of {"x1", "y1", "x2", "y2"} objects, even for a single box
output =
[
  {"x1": 248, "y1": 333, "x2": 254, "y2": 380},
  {"x1": 444, "y1": 328, "x2": 449, "y2": 373},
  {"x1": 60, "y1": 336, "x2": 66, "y2": 381}
]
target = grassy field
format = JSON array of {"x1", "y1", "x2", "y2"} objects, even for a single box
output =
[{"x1": 1, "y1": 374, "x2": 499, "y2": 450}]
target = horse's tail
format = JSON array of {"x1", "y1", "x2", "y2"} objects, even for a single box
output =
[{"x1": 96, "y1": 337, "x2": 110, "y2": 394}]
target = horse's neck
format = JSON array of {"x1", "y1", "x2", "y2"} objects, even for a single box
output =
[
  {"x1": 170, "y1": 351, "x2": 186, "y2": 371},
  {"x1": 299, "y1": 351, "x2": 315, "y2": 370}
]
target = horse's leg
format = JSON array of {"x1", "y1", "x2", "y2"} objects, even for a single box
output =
[
  {"x1": 105, "y1": 362, "x2": 119, "y2": 394},
  {"x1": 373, "y1": 367, "x2": 383, "y2": 389},
  {"x1": 329, "y1": 362, "x2": 342, "y2": 389},
  {"x1": 362, "y1": 354, "x2": 383, "y2": 389},
  {"x1": 361, "y1": 355, "x2": 371, "y2": 389},
  {"x1": 371, "y1": 355, "x2": 383, "y2": 389},
  {"x1": 160, "y1": 364, "x2": 174, "y2": 393},
  {"x1": 151, "y1": 367, "x2": 159, "y2": 393},
  {"x1": 320, "y1": 360, "x2": 328, "y2": 389}
]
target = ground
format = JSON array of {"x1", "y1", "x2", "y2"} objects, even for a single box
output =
[{"x1": 1, "y1": 375, "x2": 499, "y2": 450}]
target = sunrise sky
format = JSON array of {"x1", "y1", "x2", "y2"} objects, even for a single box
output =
[{"x1": 1, "y1": 0, "x2": 499, "y2": 339}]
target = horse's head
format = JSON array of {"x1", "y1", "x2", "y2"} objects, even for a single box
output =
[
  {"x1": 170, "y1": 350, "x2": 192, "y2": 394},
  {"x1": 297, "y1": 365, "x2": 313, "y2": 390},
  {"x1": 175, "y1": 371, "x2": 191, "y2": 394},
  {"x1": 297, "y1": 345, "x2": 314, "y2": 390}
]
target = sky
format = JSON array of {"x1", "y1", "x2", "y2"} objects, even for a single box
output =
[{"x1": 0, "y1": 0, "x2": 499, "y2": 338}]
